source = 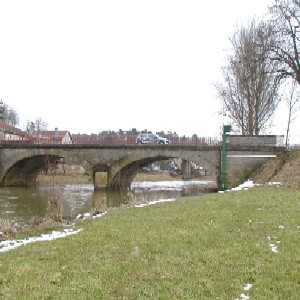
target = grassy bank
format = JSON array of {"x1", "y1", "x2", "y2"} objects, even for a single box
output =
[{"x1": 0, "y1": 188, "x2": 299, "y2": 299}]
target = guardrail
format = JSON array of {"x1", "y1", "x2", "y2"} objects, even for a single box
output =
[
  {"x1": 0, "y1": 136, "x2": 221, "y2": 146},
  {"x1": 73, "y1": 136, "x2": 221, "y2": 146}
]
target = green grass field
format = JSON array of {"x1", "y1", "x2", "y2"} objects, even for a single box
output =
[{"x1": 0, "y1": 188, "x2": 299, "y2": 299}]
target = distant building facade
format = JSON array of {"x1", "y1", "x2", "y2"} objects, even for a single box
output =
[
  {"x1": 32, "y1": 129, "x2": 74, "y2": 144},
  {"x1": 0, "y1": 121, "x2": 28, "y2": 142}
]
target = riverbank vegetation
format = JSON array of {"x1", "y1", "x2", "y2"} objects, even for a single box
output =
[{"x1": 0, "y1": 187, "x2": 299, "y2": 299}]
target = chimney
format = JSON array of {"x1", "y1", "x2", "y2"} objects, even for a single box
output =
[{"x1": 54, "y1": 127, "x2": 58, "y2": 139}]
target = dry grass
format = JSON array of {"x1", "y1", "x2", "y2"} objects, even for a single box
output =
[
  {"x1": 0, "y1": 218, "x2": 17, "y2": 240},
  {"x1": 252, "y1": 150, "x2": 300, "y2": 188},
  {"x1": 272, "y1": 150, "x2": 300, "y2": 187},
  {"x1": 251, "y1": 152, "x2": 287, "y2": 184}
]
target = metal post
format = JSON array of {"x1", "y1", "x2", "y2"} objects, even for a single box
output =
[{"x1": 221, "y1": 125, "x2": 231, "y2": 191}]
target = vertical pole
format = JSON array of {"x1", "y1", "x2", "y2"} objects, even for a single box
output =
[{"x1": 221, "y1": 125, "x2": 231, "y2": 191}]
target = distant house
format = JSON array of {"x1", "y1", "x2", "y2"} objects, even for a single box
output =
[
  {"x1": 32, "y1": 129, "x2": 74, "y2": 144},
  {"x1": 0, "y1": 121, "x2": 28, "y2": 142}
]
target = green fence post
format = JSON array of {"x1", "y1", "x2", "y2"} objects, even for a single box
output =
[{"x1": 221, "y1": 125, "x2": 232, "y2": 191}]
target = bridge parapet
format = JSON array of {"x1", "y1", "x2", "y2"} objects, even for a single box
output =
[{"x1": 227, "y1": 135, "x2": 284, "y2": 147}]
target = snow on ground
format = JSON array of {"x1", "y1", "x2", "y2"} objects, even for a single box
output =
[
  {"x1": 134, "y1": 198, "x2": 176, "y2": 208},
  {"x1": 218, "y1": 179, "x2": 282, "y2": 193},
  {"x1": 267, "y1": 235, "x2": 281, "y2": 254},
  {"x1": 268, "y1": 182, "x2": 282, "y2": 186},
  {"x1": 76, "y1": 211, "x2": 107, "y2": 220},
  {"x1": 267, "y1": 225, "x2": 285, "y2": 254},
  {"x1": 230, "y1": 180, "x2": 259, "y2": 191},
  {"x1": 234, "y1": 283, "x2": 253, "y2": 300},
  {"x1": 218, "y1": 180, "x2": 259, "y2": 193},
  {"x1": 0, "y1": 211, "x2": 108, "y2": 253},
  {"x1": 0, "y1": 228, "x2": 83, "y2": 253},
  {"x1": 269, "y1": 242, "x2": 280, "y2": 253}
]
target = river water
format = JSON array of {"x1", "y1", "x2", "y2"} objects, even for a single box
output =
[{"x1": 0, "y1": 180, "x2": 215, "y2": 228}]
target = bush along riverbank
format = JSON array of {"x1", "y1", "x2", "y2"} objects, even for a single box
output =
[{"x1": 0, "y1": 187, "x2": 299, "y2": 299}]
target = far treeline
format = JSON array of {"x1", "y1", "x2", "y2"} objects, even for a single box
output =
[{"x1": 1, "y1": 1, "x2": 300, "y2": 146}]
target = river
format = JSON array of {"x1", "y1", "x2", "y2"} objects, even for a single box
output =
[{"x1": 0, "y1": 179, "x2": 215, "y2": 228}]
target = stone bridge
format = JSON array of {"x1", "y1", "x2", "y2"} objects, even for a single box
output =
[{"x1": 0, "y1": 143, "x2": 285, "y2": 191}]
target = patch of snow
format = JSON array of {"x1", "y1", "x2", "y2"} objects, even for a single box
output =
[
  {"x1": 269, "y1": 243, "x2": 278, "y2": 253},
  {"x1": 268, "y1": 238, "x2": 281, "y2": 253},
  {"x1": 135, "y1": 198, "x2": 176, "y2": 208},
  {"x1": 268, "y1": 182, "x2": 282, "y2": 186},
  {"x1": 230, "y1": 180, "x2": 258, "y2": 191},
  {"x1": 219, "y1": 180, "x2": 259, "y2": 193},
  {"x1": 235, "y1": 283, "x2": 252, "y2": 300},
  {"x1": 240, "y1": 293, "x2": 250, "y2": 300},
  {"x1": 244, "y1": 283, "x2": 253, "y2": 291},
  {"x1": 76, "y1": 211, "x2": 107, "y2": 220},
  {"x1": 0, "y1": 228, "x2": 83, "y2": 253},
  {"x1": 218, "y1": 179, "x2": 282, "y2": 194}
]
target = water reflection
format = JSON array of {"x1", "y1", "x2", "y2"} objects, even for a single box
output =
[
  {"x1": 0, "y1": 180, "x2": 215, "y2": 227},
  {"x1": 0, "y1": 187, "x2": 48, "y2": 227}
]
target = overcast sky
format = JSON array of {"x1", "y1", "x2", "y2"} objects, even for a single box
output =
[{"x1": 1, "y1": 0, "x2": 297, "y2": 142}]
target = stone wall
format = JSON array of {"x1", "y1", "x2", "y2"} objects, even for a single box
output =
[
  {"x1": 227, "y1": 135, "x2": 284, "y2": 147},
  {"x1": 225, "y1": 149, "x2": 279, "y2": 188}
]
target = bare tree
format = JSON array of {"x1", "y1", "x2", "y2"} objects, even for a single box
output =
[
  {"x1": 0, "y1": 100, "x2": 5, "y2": 121},
  {"x1": 26, "y1": 121, "x2": 35, "y2": 134},
  {"x1": 34, "y1": 117, "x2": 48, "y2": 132},
  {"x1": 285, "y1": 80, "x2": 300, "y2": 146},
  {"x1": 26, "y1": 118, "x2": 48, "y2": 141},
  {"x1": 5, "y1": 107, "x2": 19, "y2": 126},
  {"x1": 216, "y1": 19, "x2": 282, "y2": 135},
  {"x1": 269, "y1": 0, "x2": 300, "y2": 84},
  {"x1": 0, "y1": 99, "x2": 19, "y2": 125}
]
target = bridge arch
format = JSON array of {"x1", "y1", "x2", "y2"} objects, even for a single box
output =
[
  {"x1": 2, "y1": 154, "x2": 62, "y2": 187},
  {"x1": 109, "y1": 155, "x2": 176, "y2": 191},
  {"x1": 106, "y1": 152, "x2": 219, "y2": 191}
]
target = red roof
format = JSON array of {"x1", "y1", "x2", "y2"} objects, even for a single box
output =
[
  {"x1": 32, "y1": 130, "x2": 73, "y2": 143},
  {"x1": 0, "y1": 120, "x2": 25, "y2": 135}
]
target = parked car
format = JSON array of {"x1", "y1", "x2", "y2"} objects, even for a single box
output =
[{"x1": 136, "y1": 133, "x2": 170, "y2": 144}]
